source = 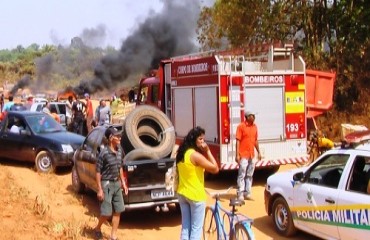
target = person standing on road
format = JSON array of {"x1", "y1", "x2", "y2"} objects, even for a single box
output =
[
  {"x1": 176, "y1": 126, "x2": 219, "y2": 240},
  {"x1": 95, "y1": 99, "x2": 103, "y2": 125},
  {"x1": 2, "y1": 95, "x2": 15, "y2": 112},
  {"x1": 95, "y1": 100, "x2": 111, "y2": 126},
  {"x1": 235, "y1": 110, "x2": 262, "y2": 201},
  {"x1": 65, "y1": 96, "x2": 74, "y2": 127},
  {"x1": 42, "y1": 101, "x2": 51, "y2": 115},
  {"x1": 84, "y1": 93, "x2": 94, "y2": 133},
  {"x1": 24, "y1": 95, "x2": 34, "y2": 110},
  {"x1": 94, "y1": 127, "x2": 128, "y2": 240},
  {"x1": 71, "y1": 96, "x2": 86, "y2": 135}
]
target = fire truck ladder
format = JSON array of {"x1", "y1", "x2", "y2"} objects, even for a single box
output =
[
  {"x1": 217, "y1": 55, "x2": 246, "y2": 161},
  {"x1": 243, "y1": 43, "x2": 295, "y2": 72}
]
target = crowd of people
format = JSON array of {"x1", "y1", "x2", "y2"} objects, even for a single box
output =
[
  {"x1": 0, "y1": 92, "x2": 114, "y2": 137},
  {"x1": 65, "y1": 93, "x2": 112, "y2": 136}
]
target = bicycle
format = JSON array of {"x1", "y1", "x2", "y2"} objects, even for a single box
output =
[{"x1": 202, "y1": 187, "x2": 255, "y2": 240}]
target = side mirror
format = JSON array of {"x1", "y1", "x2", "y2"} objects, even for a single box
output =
[{"x1": 293, "y1": 172, "x2": 305, "y2": 182}]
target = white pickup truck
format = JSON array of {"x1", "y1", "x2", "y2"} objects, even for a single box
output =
[
  {"x1": 264, "y1": 130, "x2": 370, "y2": 239},
  {"x1": 30, "y1": 101, "x2": 68, "y2": 127}
]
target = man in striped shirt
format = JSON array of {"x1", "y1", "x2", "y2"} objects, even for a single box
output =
[{"x1": 94, "y1": 127, "x2": 128, "y2": 240}]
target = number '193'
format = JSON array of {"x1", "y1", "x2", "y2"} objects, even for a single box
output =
[{"x1": 286, "y1": 123, "x2": 298, "y2": 132}]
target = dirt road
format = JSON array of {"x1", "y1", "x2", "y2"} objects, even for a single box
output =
[{"x1": 0, "y1": 159, "x2": 318, "y2": 240}]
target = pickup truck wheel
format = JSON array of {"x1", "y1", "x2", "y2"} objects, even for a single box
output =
[
  {"x1": 123, "y1": 148, "x2": 160, "y2": 162},
  {"x1": 272, "y1": 197, "x2": 297, "y2": 237},
  {"x1": 122, "y1": 105, "x2": 175, "y2": 158},
  {"x1": 35, "y1": 151, "x2": 55, "y2": 173},
  {"x1": 72, "y1": 166, "x2": 85, "y2": 193}
]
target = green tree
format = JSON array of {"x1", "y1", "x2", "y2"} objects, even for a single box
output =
[{"x1": 197, "y1": 0, "x2": 370, "y2": 113}]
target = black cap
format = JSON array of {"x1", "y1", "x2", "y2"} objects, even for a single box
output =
[{"x1": 105, "y1": 127, "x2": 123, "y2": 139}]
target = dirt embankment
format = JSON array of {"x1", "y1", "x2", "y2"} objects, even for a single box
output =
[
  {"x1": 0, "y1": 159, "x2": 317, "y2": 240},
  {"x1": 0, "y1": 161, "x2": 95, "y2": 240}
]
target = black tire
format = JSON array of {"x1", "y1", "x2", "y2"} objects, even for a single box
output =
[
  {"x1": 266, "y1": 165, "x2": 280, "y2": 175},
  {"x1": 271, "y1": 197, "x2": 297, "y2": 237},
  {"x1": 71, "y1": 165, "x2": 85, "y2": 193},
  {"x1": 202, "y1": 207, "x2": 217, "y2": 240},
  {"x1": 123, "y1": 148, "x2": 160, "y2": 162},
  {"x1": 122, "y1": 105, "x2": 175, "y2": 158},
  {"x1": 232, "y1": 222, "x2": 254, "y2": 240},
  {"x1": 35, "y1": 150, "x2": 55, "y2": 173}
]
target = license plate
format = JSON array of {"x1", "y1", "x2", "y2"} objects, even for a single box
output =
[{"x1": 151, "y1": 189, "x2": 175, "y2": 199}]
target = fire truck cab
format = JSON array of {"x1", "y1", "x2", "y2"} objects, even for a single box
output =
[{"x1": 137, "y1": 44, "x2": 335, "y2": 171}]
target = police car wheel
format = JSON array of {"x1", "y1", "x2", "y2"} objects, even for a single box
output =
[{"x1": 271, "y1": 197, "x2": 297, "y2": 237}]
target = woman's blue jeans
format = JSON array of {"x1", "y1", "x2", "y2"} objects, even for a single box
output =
[{"x1": 178, "y1": 194, "x2": 206, "y2": 240}]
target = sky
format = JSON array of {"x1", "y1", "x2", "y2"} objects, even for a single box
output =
[
  {"x1": 0, "y1": 0, "x2": 182, "y2": 50},
  {"x1": 6, "y1": 0, "x2": 215, "y2": 95}
]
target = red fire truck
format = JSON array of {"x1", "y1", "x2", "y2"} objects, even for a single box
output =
[{"x1": 136, "y1": 44, "x2": 336, "y2": 171}]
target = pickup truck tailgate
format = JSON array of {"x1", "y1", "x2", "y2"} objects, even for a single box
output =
[{"x1": 123, "y1": 158, "x2": 176, "y2": 206}]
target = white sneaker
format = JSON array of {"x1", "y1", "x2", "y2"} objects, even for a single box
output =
[
  {"x1": 237, "y1": 194, "x2": 244, "y2": 201},
  {"x1": 244, "y1": 194, "x2": 253, "y2": 201}
]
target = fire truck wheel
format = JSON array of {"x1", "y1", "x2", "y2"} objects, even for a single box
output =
[
  {"x1": 266, "y1": 165, "x2": 280, "y2": 175},
  {"x1": 122, "y1": 105, "x2": 176, "y2": 158},
  {"x1": 123, "y1": 148, "x2": 160, "y2": 162}
]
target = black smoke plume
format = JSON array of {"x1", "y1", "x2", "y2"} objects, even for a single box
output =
[
  {"x1": 72, "y1": 0, "x2": 201, "y2": 95},
  {"x1": 10, "y1": 75, "x2": 31, "y2": 95},
  {"x1": 10, "y1": 1, "x2": 203, "y2": 97}
]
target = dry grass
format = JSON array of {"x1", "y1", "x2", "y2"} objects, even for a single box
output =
[
  {"x1": 46, "y1": 218, "x2": 91, "y2": 240},
  {"x1": 33, "y1": 195, "x2": 50, "y2": 216}
]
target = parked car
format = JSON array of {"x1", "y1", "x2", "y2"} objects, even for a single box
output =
[
  {"x1": 0, "y1": 111, "x2": 85, "y2": 173},
  {"x1": 32, "y1": 97, "x2": 48, "y2": 103},
  {"x1": 72, "y1": 124, "x2": 178, "y2": 211},
  {"x1": 30, "y1": 101, "x2": 68, "y2": 127},
  {"x1": 264, "y1": 131, "x2": 370, "y2": 239}
]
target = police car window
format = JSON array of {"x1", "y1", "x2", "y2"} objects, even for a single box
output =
[
  {"x1": 307, "y1": 154, "x2": 349, "y2": 188},
  {"x1": 348, "y1": 156, "x2": 369, "y2": 194}
]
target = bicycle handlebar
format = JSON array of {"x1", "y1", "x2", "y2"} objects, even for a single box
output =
[{"x1": 205, "y1": 186, "x2": 234, "y2": 199}]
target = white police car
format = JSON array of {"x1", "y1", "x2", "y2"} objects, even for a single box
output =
[{"x1": 264, "y1": 130, "x2": 370, "y2": 239}]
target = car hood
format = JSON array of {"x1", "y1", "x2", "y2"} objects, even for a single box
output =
[{"x1": 38, "y1": 131, "x2": 84, "y2": 147}]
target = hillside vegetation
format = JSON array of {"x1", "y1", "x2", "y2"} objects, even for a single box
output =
[{"x1": 0, "y1": 1, "x2": 369, "y2": 140}]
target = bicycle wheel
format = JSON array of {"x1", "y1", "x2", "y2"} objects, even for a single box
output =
[
  {"x1": 202, "y1": 207, "x2": 217, "y2": 240},
  {"x1": 232, "y1": 222, "x2": 254, "y2": 240}
]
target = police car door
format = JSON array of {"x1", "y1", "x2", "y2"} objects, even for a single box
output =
[
  {"x1": 293, "y1": 153, "x2": 349, "y2": 239},
  {"x1": 335, "y1": 154, "x2": 370, "y2": 239}
]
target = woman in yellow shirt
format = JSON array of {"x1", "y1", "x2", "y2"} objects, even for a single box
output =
[{"x1": 176, "y1": 126, "x2": 219, "y2": 240}]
